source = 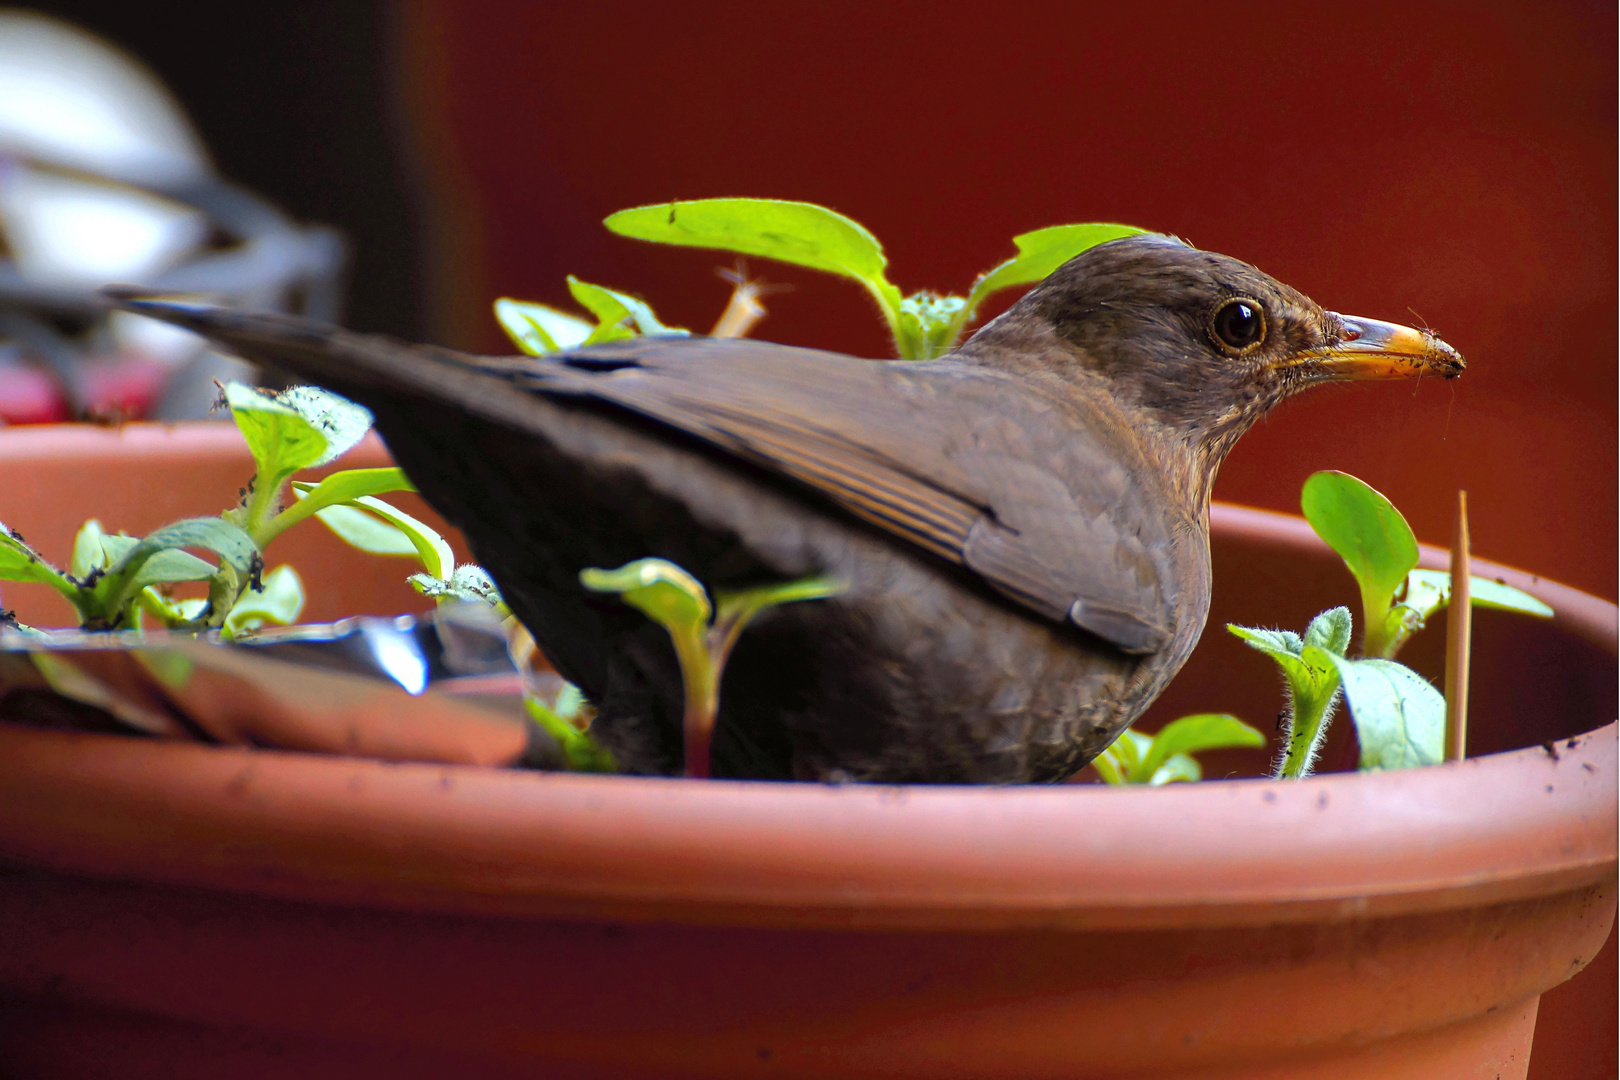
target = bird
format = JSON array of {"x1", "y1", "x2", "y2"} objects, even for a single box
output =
[{"x1": 111, "y1": 235, "x2": 1464, "y2": 783}]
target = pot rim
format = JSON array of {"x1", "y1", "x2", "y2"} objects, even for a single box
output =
[
  {"x1": 0, "y1": 720, "x2": 1610, "y2": 933},
  {"x1": 0, "y1": 423, "x2": 1613, "y2": 933}
]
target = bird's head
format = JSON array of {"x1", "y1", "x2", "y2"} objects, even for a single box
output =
[{"x1": 960, "y1": 234, "x2": 1464, "y2": 496}]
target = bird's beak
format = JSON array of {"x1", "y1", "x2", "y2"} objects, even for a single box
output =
[{"x1": 1295, "y1": 314, "x2": 1465, "y2": 381}]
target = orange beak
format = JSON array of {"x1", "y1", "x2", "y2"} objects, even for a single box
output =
[{"x1": 1301, "y1": 314, "x2": 1465, "y2": 381}]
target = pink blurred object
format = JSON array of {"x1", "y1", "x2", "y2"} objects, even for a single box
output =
[{"x1": 0, "y1": 358, "x2": 68, "y2": 424}]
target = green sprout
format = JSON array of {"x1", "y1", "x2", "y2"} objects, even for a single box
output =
[
  {"x1": 494, "y1": 198, "x2": 1145, "y2": 361},
  {"x1": 581, "y1": 558, "x2": 843, "y2": 778},
  {"x1": 0, "y1": 380, "x2": 502, "y2": 636},
  {"x1": 1093, "y1": 713, "x2": 1265, "y2": 785},
  {"x1": 1230, "y1": 471, "x2": 1552, "y2": 777}
]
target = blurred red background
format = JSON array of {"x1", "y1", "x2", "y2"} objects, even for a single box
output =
[
  {"x1": 3, "y1": 4, "x2": 1614, "y2": 1076},
  {"x1": 397, "y1": 0, "x2": 1617, "y2": 604}
]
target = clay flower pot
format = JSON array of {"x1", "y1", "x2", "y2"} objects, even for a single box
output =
[{"x1": 0, "y1": 422, "x2": 1613, "y2": 1080}]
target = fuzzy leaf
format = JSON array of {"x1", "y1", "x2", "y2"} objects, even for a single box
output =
[
  {"x1": 1232, "y1": 622, "x2": 1344, "y2": 779},
  {"x1": 126, "y1": 548, "x2": 219, "y2": 592},
  {"x1": 273, "y1": 386, "x2": 374, "y2": 467},
  {"x1": 410, "y1": 564, "x2": 505, "y2": 609},
  {"x1": 1320, "y1": 654, "x2": 1446, "y2": 770},
  {"x1": 226, "y1": 381, "x2": 328, "y2": 483},
  {"x1": 1303, "y1": 606, "x2": 1353, "y2": 657}
]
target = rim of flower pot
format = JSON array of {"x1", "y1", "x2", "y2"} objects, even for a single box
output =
[
  {"x1": 0, "y1": 719, "x2": 1610, "y2": 934},
  {"x1": 0, "y1": 422, "x2": 1613, "y2": 934}
]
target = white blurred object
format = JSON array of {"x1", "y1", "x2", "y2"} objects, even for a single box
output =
[
  {"x1": 0, "y1": 10, "x2": 208, "y2": 187},
  {"x1": 0, "y1": 9, "x2": 343, "y2": 421},
  {"x1": 0, "y1": 167, "x2": 208, "y2": 287}
]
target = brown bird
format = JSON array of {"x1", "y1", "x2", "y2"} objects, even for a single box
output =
[{"x1": 113, "y1": 235, "x2": 1463, "y2": 782}]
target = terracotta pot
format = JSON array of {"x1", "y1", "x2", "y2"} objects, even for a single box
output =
[{"x1": 0, "y1": 422, "x2": 1613, "y2": 1080}]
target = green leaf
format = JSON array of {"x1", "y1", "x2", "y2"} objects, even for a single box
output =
[
  {"x1": 272, "y1": 386, "x2": 374, "y2": 467},
  {"x1": 714, "y1": 575, "x2": 844, "y2": 625},
  {"x1": 524, "y1": 695, "x2": 617, "y2": 773},
  {"x1": 70, "y1": 519, "x2": 107, "y2": 578},
  {"x1": 308, "y1": 504, "x2": 419, "y2": 557},
  {"x1": 0, "y1": 521, "x2": 76, "y2": 599},
  {"x1": 1135, "y1": 713, "x2": 1265, "y2": 782},
  {"x1": 1230, "y1": 620, "x2": 1345, "y2": 779},
  {"x1": 603, "y1": 198, "x2": 905, "y2": 347},
  {"x1": 98, "y1": 517, "x2": 259, "y2": 625},
  {"x1": 581, "y1": 558, "x2": 711, "y2": 635},
  {"x1": 1319, "y1": 654, "x2": 1445, "y2": 771},
  {"x1": 494, "y1": 297, "x2": 592, "y2": 356},
  {"x1": 1091, "y1": 748, "x2": 1124, "y2": 785},
  {"x1": 1095, "y1": 726, "x2": 1152, "y2": 784},
  {"x1": 1149, "y1": 753, "x2": 1202, "y2": 785},
  {"x1": 98, "y1": 534, "x2": 139, "y2": 565},
  {"x1": 1301, "y1": 471, "x2": 1419, "y2": 657},
  {"x1": 1303, "y1": 606, "x2": 1352, "y2": 656},
  {"x1": 605, "y1": 198, "x2": 890, "y2": 287},
  {"x1": 338, "y1": 496, "x2": 454, "y2": 578},
  {"x1": 226, "y1": 381, "x2": 329, "y2": 482},
  {"x1": 125, "y1": 548, "x2": 219, "y2": 592},
  {"x1": 291, "y1": 483, "x2": 452, "y2": 577},
  {"x1": 292, "y1": 468, "x2": 415, "y2": 512},
  {"x1": 963, "y1": 223, "x2": 1148, "y2": 318},
  {"x1": 1227, "y1": 624, "x2": 1307, "y2": 677},
  {"x1": 565, "y1": 276, "x2": 637, "y2": 344},
  {"x1": 567, "y1": 277, "x2": 688, "y2": 342},
  {"x1": 268, "y1": 468, "x2": 416, "y2": 543},
  {"x1": 223, "y1": 563, "x2": 305, "y2": 636},
  {"x1": 1403, "y1": 569, "x2": 1554, "y2": 621}
]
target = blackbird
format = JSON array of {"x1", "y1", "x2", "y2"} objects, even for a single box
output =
[{"x1": 113, "y1": 235, "x2": 1463, "y2": 783}]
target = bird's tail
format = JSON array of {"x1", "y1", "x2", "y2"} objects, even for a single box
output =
[{"x1": 104, "y1": 291, "x2": 543, "y2": 432}]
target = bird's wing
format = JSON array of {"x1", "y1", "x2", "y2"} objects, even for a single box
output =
[
  {"x1": 514, "y1": 337, "x2": 1178, "y2": 653},
  {"x1": 102, "y1": 299, "x2": 1177, "y2": 654}
]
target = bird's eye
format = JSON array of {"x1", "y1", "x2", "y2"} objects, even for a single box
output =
[{"x1": 1210, "y1": 298, "x2": 1267, "y2": 353}]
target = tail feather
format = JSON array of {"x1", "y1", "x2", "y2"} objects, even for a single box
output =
[{"x1": 106, "y1": 292, "x2": 552, "y2": 435}]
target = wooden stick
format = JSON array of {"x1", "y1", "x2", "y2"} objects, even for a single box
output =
[{"x1": 1443, "y1": 490, "x2": 1471, "y2": 761}]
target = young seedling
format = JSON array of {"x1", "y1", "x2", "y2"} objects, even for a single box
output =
[
  {"x1": 580, "y1": 558, "x2": 843, "y2": 778},
  {"x1": 489, "y1": 198, "x2": 1147, "y2": 362},
  {"x1": 1092, "y1": 713, "x2": 1264, "y2": 785},
  {"x1": 494, "y1": 276, "x2": 688, "y2": 358},
  {"x1": 602, "y1": 198, "x2": 1146, "y2": 360},
  {"x1": 1229, "y1": 471, "x2": 1552, "y2": 777}
]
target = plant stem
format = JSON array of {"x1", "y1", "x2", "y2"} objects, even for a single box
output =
[
  {"x1": 1443, "y1": 491, "x2": 1471, "y2": 761},
  {"x1": 1275, "y1": 692, "x2": 1338, "y2": 779},
  {"x1": 242, "y1": 472, "x2": 280, "y2": 544},
  {"x1": 671, "y1": 633, "x2": 718, "y2": 778}
]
